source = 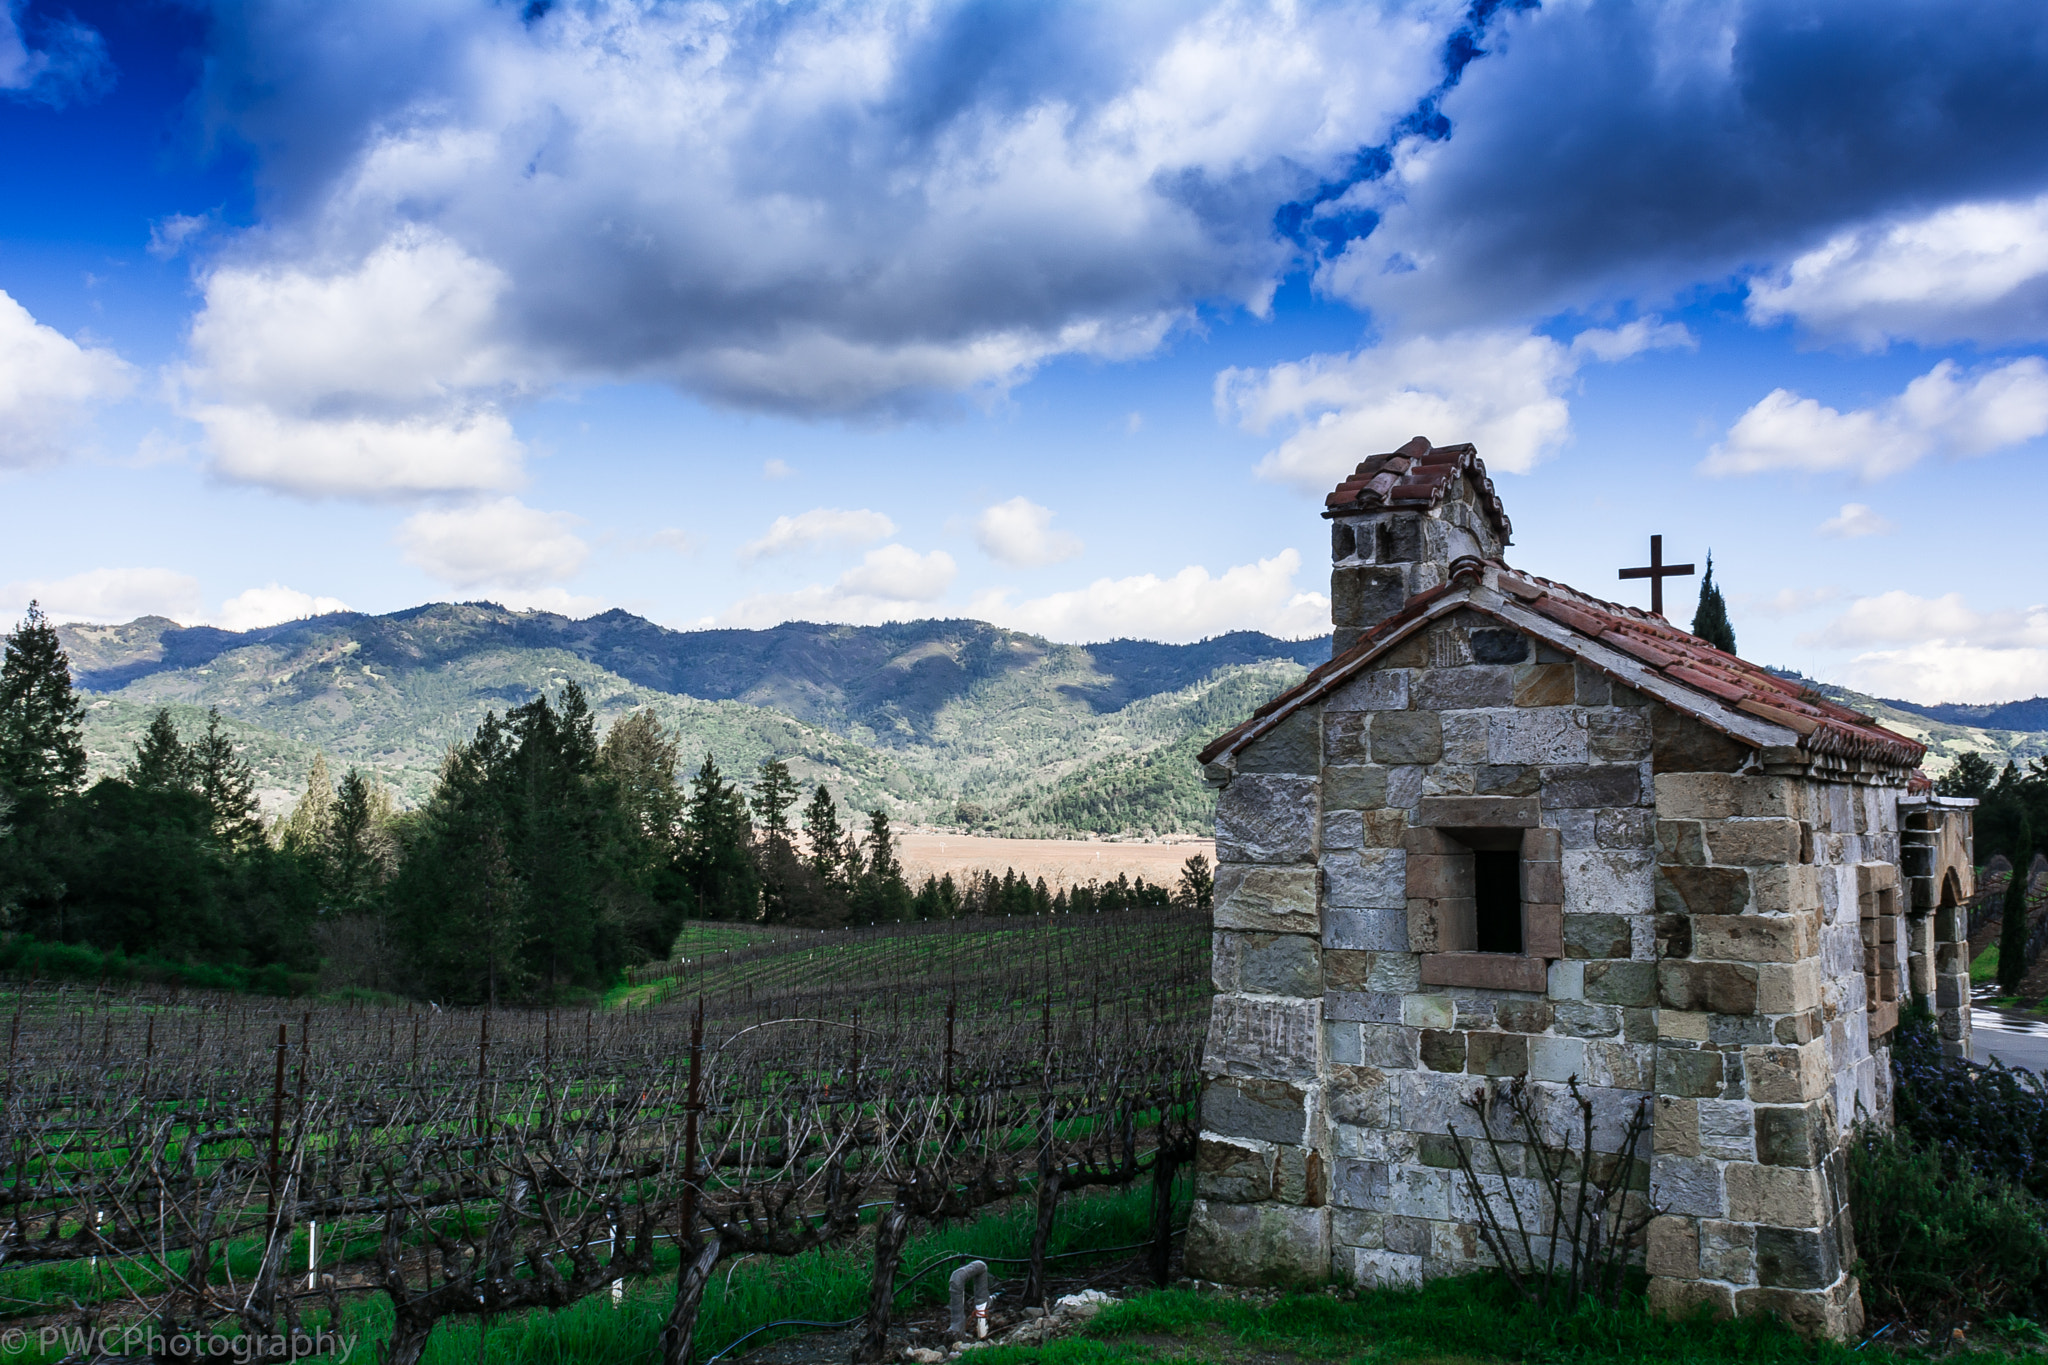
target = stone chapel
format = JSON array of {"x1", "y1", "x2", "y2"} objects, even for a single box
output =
[{"x1": 1183, "y1": 437, "x2": 1978, "y2": 1337}]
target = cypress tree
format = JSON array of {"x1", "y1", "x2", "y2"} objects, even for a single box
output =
[
  {"x1": 681, "y1": 752, "x2": 759, "y2": 921},
  {"x1": 1691, "y1": 553, "x2": 1737, "y2": 654},
  {"x1": 0, "y1": 602, "x2": 87, "y2": 799},
  {"x1": 1998, "y1": 813, "x2": 2035, "y2": 994}
]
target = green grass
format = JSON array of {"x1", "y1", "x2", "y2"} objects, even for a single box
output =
[
  {"x1": 1973, "y1": 942, "x2": 2002, "y2": 984},
  {"x1": 968, "y1": 1278, "x2": 2039, "y2": 1364}
]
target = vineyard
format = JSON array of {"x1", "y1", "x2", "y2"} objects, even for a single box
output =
[{"x1": 0, "y1": 910, "x2": 1209, "y2": 1365}]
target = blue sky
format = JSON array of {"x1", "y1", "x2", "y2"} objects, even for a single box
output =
[{"x1": 4, "y1": 0, "x2": 2048, "y2": 704}]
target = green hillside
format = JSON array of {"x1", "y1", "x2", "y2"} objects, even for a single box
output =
[{"x1": 60, "y1": 606, "x2": 1324, "y2": 836}]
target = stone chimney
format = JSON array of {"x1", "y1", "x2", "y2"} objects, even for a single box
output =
[{"x1": 1324, "y1": 436, "x2": 1511, "y2": 656}]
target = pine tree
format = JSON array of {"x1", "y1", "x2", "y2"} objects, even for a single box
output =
[
  {"x1": 1174, "y1": 853, "x2": 1215, "y2": 914},
  {"x1": 803, "y1": 783, "x2": 845, "y2": 887},
  {"x1": 279, "y1": 754, "x2": 335, "y2": 858},
  {"x1": 190, "y1": 709, "x2": 263, "y2": 849},
  {"x1": 752, "y1": 759, "x2": 799, "y2": 856},
  {"x1": 327, "y1": 768, "x2": 393, "y2": 910},
  {"x1": 127, "y1": 708, "x2": 195, "y2": 792},
  {"x1": 0, "y1": 602, "x2": 87, "y2": 799},
  {"x1": 599, "y1": 709, "x2": 683, "y2": 848},
  {"x1": 1690, "y1": 553, "x2": 1737, "y2": 654},
  {"x1": 851, "y1": 808, "x2": 910, "y2": 924},
  {"x1": 681, "y1": 753, "x2": 759, "y2": 921}
]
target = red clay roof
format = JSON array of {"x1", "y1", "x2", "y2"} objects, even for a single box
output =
[
  {"x1": 1199, "y1": 561, "x2": 1925, "y2": 771},
  {"x1": 1323, "y1": 435, "x2": 1513, "y2": 546}
]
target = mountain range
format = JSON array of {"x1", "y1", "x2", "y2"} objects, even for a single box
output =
[{"x1": 53, "y1": 605, "x2": 2046, "y2": 836}]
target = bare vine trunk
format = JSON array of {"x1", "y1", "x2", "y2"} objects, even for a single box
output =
[
  {"x1": 855, "y1": 1208, "x2": 910, "y2": 1363},
  {"x1": 658, "y1": 1234, "x2": 723, "y2": 1365}
]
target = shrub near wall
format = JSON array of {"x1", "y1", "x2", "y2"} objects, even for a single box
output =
[{"x1": 1851, "y1": 1016, "x2": 2048, "y2": 1321}]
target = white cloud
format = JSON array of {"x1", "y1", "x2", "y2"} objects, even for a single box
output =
[
  {"x1": 3, "y1": 568, "x2": 201, "y2": 624},
  {"x1": 1805, "y1": 590, "x2": 2048, "y2": 704},
  {"x1": 397, "y1": 498, "x2": 590, "y2": 589},
  {"x1": 0, "y1": 289, "x2": 132, "y2": 466},
  {"x1": 1224, "y1": 321, "x2": 1690, "y2": 490},
  {"x1": 481, "y1": 587, "x2": 609, "y2": 618},
  {"x1": 974, "y1": 497, "x2": 1083, "y2": 567},
  {"x1": 719, "y1": 545, "x2": 957, "y2": 627},
  {"x1": 1816, "y1": 503, "x2": 1895, "y2": 539},
  {"x1": 215, "y1": 585, "x2": 352, "y2": 632},
  {"x1": 182, "y1": 230, "x2": 528, "y2": 498},
  {"x1": 1747, "y1": 194, "x2": 2048, "y2": 348},
  {"x1": 738, "y1": 508, "x2": 896, "y2": 561},
  {"x1": 971, "y1": 548, "x2": 1328, "y2": 644},
  {"x1": 186, "y1": 0, "x2": 1456, "y2": 416},
  {"x1": 0, "y1": 2, "x2": 111, "y2": 106},
  {"x1": 1732, "y1": 586, "x2": 1841, "y2": 619},
  {"x1": 147, "y1": 212, "x2": 214, "y2": 261},
  {"x1": 1704, "y1": 358, "x2": 2048, "y2": 479},
  {"x1": 762, "y1": 459, "x2": 793, "y2": 481}
]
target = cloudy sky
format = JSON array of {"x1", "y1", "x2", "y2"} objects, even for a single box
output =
[{"x1": 4, "y1": 0, "x2": 2048, "y2": 704}]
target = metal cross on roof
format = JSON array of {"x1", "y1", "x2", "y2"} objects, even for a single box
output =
[{"x1": 1618, "y1": 535, "x2": 1695, "y2": 617}]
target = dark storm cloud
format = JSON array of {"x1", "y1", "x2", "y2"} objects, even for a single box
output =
[{"x1": 1329, "y1": 0, "x2": 2048, "y2": 331}]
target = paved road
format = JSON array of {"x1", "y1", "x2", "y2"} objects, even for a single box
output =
[{"x1": 1971, "y1": 1008, "x2": 2048, "y2": 1074}]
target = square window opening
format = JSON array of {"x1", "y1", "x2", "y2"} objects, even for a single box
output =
[{"x1": 1473, "y1": 848, "x2": 1522, "y2": 954}]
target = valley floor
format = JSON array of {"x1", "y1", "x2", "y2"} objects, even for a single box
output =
[{"x1": 895, "y1": 833, "x2": 1214, "y2": 892}]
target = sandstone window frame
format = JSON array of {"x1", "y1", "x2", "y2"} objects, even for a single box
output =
[{"x1": 1405, "y1": 796, "x2": 1563, "y2": 993}]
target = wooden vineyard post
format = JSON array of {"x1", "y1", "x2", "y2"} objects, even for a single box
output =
[
  {"x1": 658, "y1": 998, "x2": 713, "y2": 1365},
  {"x1": 1025, "y1": 996, "x2": 1060, "y2": 1307},
  {"x1": 267, "y1": 1023, "x2": 286, "y2": 1240}
]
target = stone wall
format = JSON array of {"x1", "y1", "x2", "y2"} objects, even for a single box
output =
[{"x1": 1642, "y1": 768, "x2": 1905, "y2": 1337}]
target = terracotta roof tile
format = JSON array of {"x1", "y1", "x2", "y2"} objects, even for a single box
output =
[
  {"x1": 1199, "y1": 561, "x2": 1925, "y2": 771},
  {"x1": 1322, "y1": 436, "x2": 1513, "y2": 545}
]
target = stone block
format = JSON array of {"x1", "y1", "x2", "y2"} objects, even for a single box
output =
[
  {"x1": 1655, "y1": 865, "x2": 1752, "y2": 917},
  {"x1": 1323, "y1": 988, "x2": 1401, "y2": 1023},
  {"x1": 1476, "y1": 763, "x2": 1541, "y2": 795},
  {"x1": 1325, "y1": 1063, "x2": 1393, "y2": 1128},
  {"x1": 1421, "y1": 1029, "x2": 1467, "y2": 1072},
  {"x1": 1420, "y1": 952, "x2": 1548, "y2": 992},
  {"x1": 1329, "y1": 1158, "x2": 1390, "y2": 1208},
  {"x1": 1588, "y1": 709, "x2": 1651, "y2": 761},
  {"x1": 1706, "y1": 817, "x2": 1804, "y2": 866},
  {"x1": 1440, "y1": 712, "x2": 1490, "y2": 764},
  {"x1": 1414, "y1": 666, "x2": 1513, "y2": 710},
  {"x1": 1489, "y1": 709, "x2": 1590, "y2": 764},
  {"x1": 1583, "y1": 960, "x2": 1655, "y2": 1006},
  {"x1": 1469, "y1": 628, "x2": 1529, "y2": 664},
  {"x1": 1408, "y1": 852, "x2": 1477, "y2": 900},
  {"x1": 1197, "y1": 1137, "x2": 1273, "y2": 1204},
  {"x1": 1326, "y1": 669, "x2": 1410, "y2": 712},
  {"x1": 1697, "y1": 1100, "x2": 1755, "y2": 1161},
  {"x1": 1362, "y1": 809, "x2": 1408, "y2": 847},
  {"x1": 1324, "y1": 712, "x2": 1371, "y2": 764},
  {"x1": 1496, "y1": 996, "x2": 1551, "y2": 1033},
  {"x1": 1699, "y1": 1219, "x2": 1755, "y2": 1282},
  {"x1": 1654, "y1": 773, "x2": 1798, "y2": 821},
  {"x1": 1365, "y1": 950, "x2": 1422, "y2": 994},
  {"x1": 1415, "y1": 794, "x2": 1540, "y2": 827},
  {"x1": 1216, "y1": 775, "x2": 1318, "y2": 864},
  {"x1": 1513, "y1": 663, "x2": 1575, "y2": 707},
  {"x1": 1202, "y1": 1076, "x2": 1309, "y2": 1145},
  {"x1": 1272, "y1": 1144, "x2": 1323, "y2": 1206},
  {"x1": 1465, "y1": 1032, "x2": 1529, "y2": 1077},
  {"x1": 1755, "y1": 1104, "x2": 1821, "y2": 1167},
  {"x1": 1652, "y1": 1155, "x2": 1728, "y2": 1217},
  {"x1": 1691, "y1": 914, "x2": 1812, "y2": 963},
  {"x1": 1324, "y1": 906, "x2": 1408, "y2": 952},
  {"x1": 1185, "y1": 1200, "x2": 1330, "y2": 1287},
  {"x1": 1756, "y1": 962, "x2": 1821, "y2": 1015},
  {"x1": 1529, "y1": 1034, "x2": 1587, "y2": 1083},
  {"x1": 1657, "y1": 819, "x2": 1707, "y2": 866},
  {"x1": 1750, "y1": 864, "x2": 1822, "y2": 914},
  {"x1": 1553, "y1": 1001, "x2": 1622, "y2": 1037},
  {"x1": 1653, "y1": 1096, "x2": 1700, "y2": 1156},
  {"x1": 1404, "y1": 993, "x2": 1454, "y2": 1028},
  {"x1": 1214, "y1": 865, "x2": 1320, "y2": 934},
  {"x1": 1393, "y1": 1069, "x2": 1479, "y2": 1136},
  {"x1": 1540, "y1": 764, "x2": 1645, "y2": 808},
  {"x1": 1237, "y1": 708, "x2": 1321, "y2": 774},
  {"x1": 1325, "y1": 847, "x2": 1409, "y2": 909},
  {"x1": 1656, "y1": 914, "x2": 1693, "y2": 959},
  {"x1": 1409, "y1": 898, "x2": 1474, "y2": 954},
  {"x1": 1651, "y1": 706, "x2": 1750, "y2": 773},
  {"x1": 1322, "y1": 809, "x2": 1363, "y2": 851},
  {"x1": 1387, "y1": 1166, "x2": 1452, "y2": 1220},
  {"x1": 1524, "y1": 904, "x2": 1564, "y2": 957},
  {"x1": 1596, "y1": 807, "x2": 1657, "y2": 848},
  {"x1": 1734, "y1": 1284, "x2": 1864, "y2": 1342},
  {"x1": 1204, "y1": 994, "x2": 1319, "y2": 1081},
  {"x1": 1573, "y1": 662, "x2": 1612, "y2": 706},
  {"x1": 1372, "y1": 711, "x2": 1444, "y2": 764},
  {"x1": 1745, "y1": 1040, "x2": 1828, "y2": 1104},
  {"x1": 1325, "y1": 1021, "x2": 1363, "y2": 1066},
  {"x1": 1523, "y1": 826, "x2": 1563, "y2": 860},
  {"x1": 1234, "y1": 932, "x2": 1323, "y2": 997},
  {"x1": 1562, "y1": 848, "x2": 1656, "y2": 918},
  {"x1": 1361, "y1": 1023, "x2": 1421, "y2": 1068},
  {"x1": 1725, "y1": 1163, "x2": 1828, "y2": 1228},
  {"x1": 1341, "y1": 1248, "x2": 1424, "y2": 1288},
  {"x1": 1519, "y1": 858, "x2": 1564, "y2": 902},
  {"x1": 1564, "y1": 912, "x2": 1634, "y2": 960},
  {"x1": 1656, "y1": 1046, "x2": 1725, "y2": 1098},
  {"x1": 1332, "y1": 565, "x2": 1408, "y2": 632},
  {"x1": 1323, "y1": 764, "x2": 1390, "y2": 811},
  {"x1": 1646, "y1": 1215, "x2": 1700, "y2": 1278},
  {"x1": 1658, "y1": 961, "x2": 1760, "y2": 1014}
]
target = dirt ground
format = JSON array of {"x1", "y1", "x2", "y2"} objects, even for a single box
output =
[{"x1": 894, "y1": 835, "x2": 1214, "y2": 893}]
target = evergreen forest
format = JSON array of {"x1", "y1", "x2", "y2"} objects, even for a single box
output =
[{"x1": 0, "y1": 605, "x2": 1212, "y2": 1005}]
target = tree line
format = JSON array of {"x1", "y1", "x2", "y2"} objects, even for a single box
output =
[{"x1": 0, "y1": 604, "x2": 1212, "y2": 1005}]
